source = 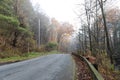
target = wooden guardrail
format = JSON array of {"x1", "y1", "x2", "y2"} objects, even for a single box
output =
[{"x1": 72, "y1": 53, "x2": 104, "y2": 80}]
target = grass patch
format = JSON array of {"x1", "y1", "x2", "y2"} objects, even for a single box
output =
[{"x1": 0, "y1": 50, "x2": 61, "y2": 63}]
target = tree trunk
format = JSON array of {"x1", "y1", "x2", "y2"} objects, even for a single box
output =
[
  {"x1": 12, "y1": 32, "x2": 18, "y2": 47},
  {"x1": 85, "y1": 0, "x2": 92, "y2": 52},
  {"x1": 98, "y1": 0, "x2": 113, "y2": 64}
]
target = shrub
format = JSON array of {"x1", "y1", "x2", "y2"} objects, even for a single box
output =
[
  {"x1": 34, "y1": 45, "x2": 46, "y2": 52},
  {"x1": 45, "y1": 42, "x2": 58, "y2": 51},
  {"x1": 0, "y1": 47, "x2": 21, "y2": 58}
]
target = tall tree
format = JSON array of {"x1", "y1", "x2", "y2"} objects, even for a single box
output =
[{"x1": 98, "y1": 0, "x2": 113, "y2": 63}]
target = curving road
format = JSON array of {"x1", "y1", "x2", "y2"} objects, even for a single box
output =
[{"x1": 0, "y1": 54, "x2": 75, "y2": 80}]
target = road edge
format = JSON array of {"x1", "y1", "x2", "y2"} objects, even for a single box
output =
[{"x1": 70, "y1": 54, "x2": 76, "y2": 80}]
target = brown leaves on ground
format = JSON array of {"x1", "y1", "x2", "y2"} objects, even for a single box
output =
[
  {"x1": 73, "y1": 55, "x2": 92, "y2": 80},
  {"x1": 99, "y1": 66, "x2": 120, "y2": 80},
  {"x1": 97, "y1": 53, "x2": 120, "y2": 80}
]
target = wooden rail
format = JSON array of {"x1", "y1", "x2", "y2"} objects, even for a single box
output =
[{"x1": 72, "y1": 53, "x2": 104, "y2": 80}]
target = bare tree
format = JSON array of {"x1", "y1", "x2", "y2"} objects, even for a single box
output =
[{"x1": 98, "y1": 0, "x2": 113, "y2": 64}]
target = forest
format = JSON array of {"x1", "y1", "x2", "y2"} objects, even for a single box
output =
[
  {"x1": 75, "y1": 0, "x2": 120, "y2": 79},
  {"x1": 0, "y1": 0, "x2": 120, "y2": 79},
  {"x1": 0, "y1": 0, "x2": 74, "y2": 58}
]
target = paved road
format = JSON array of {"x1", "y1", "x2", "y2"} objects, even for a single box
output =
[{"x1": 0, "y1": 54, "x2": 75, "y2": 80}]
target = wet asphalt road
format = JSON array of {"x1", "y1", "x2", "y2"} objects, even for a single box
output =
[{"x1": 0, "y1": 54, "x2": 75, "y2": 80}]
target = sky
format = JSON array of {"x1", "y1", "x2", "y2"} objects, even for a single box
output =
[
  {"x1": 31, "y1": 0, "x2": 78, "y2": 21},
  {"x1": 30, "y1": 0, "x2": 120, "y2": 30},
  {"x1": 31, "y1": 0, "x2": 83, "y2": 29}
]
